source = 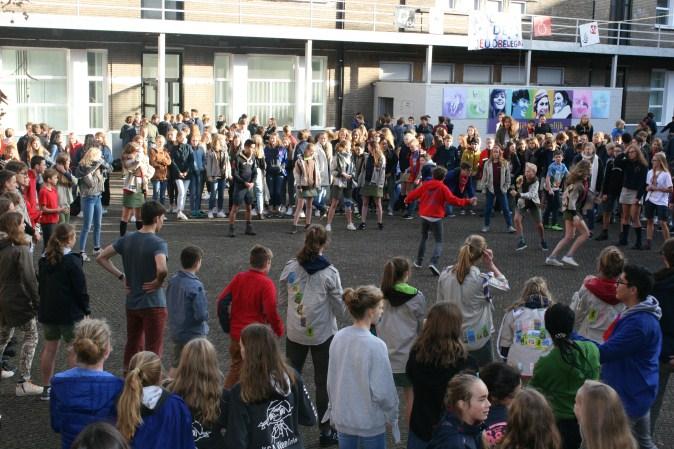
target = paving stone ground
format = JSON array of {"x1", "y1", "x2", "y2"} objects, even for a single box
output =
[{"x1": 0, "y1": 184, "x2": 671, "y2": 448}]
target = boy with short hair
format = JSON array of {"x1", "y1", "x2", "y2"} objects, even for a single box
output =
[
  {"x1": 228, "y1": 139, "x2": 257, "y2": 237},
  {"x1": 166, "y1": 245, "x2": 208, "y2": 375},
  {"x1": 543, "y1": 150, "x2": 568, "y2": 231},
  {"x1": 38, "y1": 168, "x2": 63, "y2": 250},
  {"x1": 511, "y1": 162, "x2": 548, "y2": 251}
]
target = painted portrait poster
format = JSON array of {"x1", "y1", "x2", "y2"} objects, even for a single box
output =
[
  {"x1": 489, "y1": 88, "x2": 510, "y2": 118},
  {"x1": 551, "y1": 90, "x2": 573, "y2": 119},
  {"x1": 532, "y1": 89, "x2": 553, "y2": 118},
  {"x1": 572, "y1": 90, "x2": 592, "y2": 119},
  {"x1": 443, "y1": 87, "x2": 467, "y2": 119},
  {"x1": 592, "y1": 91, "x2": 610, "y2": 119},
  {"x1": 510, "y1": 89, "x2": 532, "y2": 120},
  {"x1": 467, "y1": 87, "x2": 489, "y2": 119}
]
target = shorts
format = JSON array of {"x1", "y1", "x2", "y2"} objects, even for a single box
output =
[
  {"x1": 393, "y1": 372, "x2": 412, "y2": 388},
  {"x1": 43, "y1": 323, "x2": 76, "y2": 343},
  {"x1": 619, "y1": 187, "x2": 641, "y2": 205},
  {"x1": 601, "y1": 195, "x2": 619, "y2": 214},
  {"x1": 233, "y1": 186, "x2": 253, "y2": 206},
  {"x1": 297, "y1": 186, "x2": 318, "y2": 198},
  {"x1": 122, "y1": 191, "x2": 145, "y2": 209},
  {"x1": 644, "y1": 200, "x2": 669, "y2": 220},
  {"x1": 563, "y1": 210, "x2": 578, "y2": 221},
  {"x1": 360, "y1": 184, "x2": 384, "y2": 198},
  {"x1": 330, "y1": 185, "x2": 354, "y2": 207},
  {"x1": 518, "y1": 206, "x2": 542, "y2": 223},
  {"x1": 172, "y1": 341, "x2": 186, "y2": 368}
]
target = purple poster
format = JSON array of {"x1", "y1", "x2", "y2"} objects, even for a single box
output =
[{"x1": 443, "y1": 87, "x2": 467, "y2": 119}]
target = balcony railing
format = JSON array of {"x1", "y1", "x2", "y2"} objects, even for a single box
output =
[{"x1": 14, "y1": 0, "x2": 674, "y2": 49}]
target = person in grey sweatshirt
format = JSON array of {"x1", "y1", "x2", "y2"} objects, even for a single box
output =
[
  {"x1": 165, "y1": 246, "x2": 208, "y2": 374},
  {"x1": 325, "y1": 285, "x2": 400, "y2": 448}
]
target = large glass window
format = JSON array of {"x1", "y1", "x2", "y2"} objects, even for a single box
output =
[
  {"x1": 463, "y1": 65, "x2": 492, "y2": 84},
  {"x1": 501, "y1": 65, "x2": 525, "y2": 84},
  {"x1": 379, "y1": 62, "x2": 412, "y2": 82},
  {"x1": 657, "y1": 0, "x2": 673, "y2": 26},
  {"x1": 214, "y1": 54, "x2": 231, "y2": 123},
  {"x1": 311, "y1": 57, "x2": 327, "y2": 128},
  {"x1": 537, "y1": 67, "x2": 564, "y2": 85},
  {"x1": 0, "y1": 48, "x2": 68, "y2": 129},
  {"x1": 141, "y1": 0, "x2": 183, "y2": 20},
  {"x1": 422, "y1": 63, "x2": 455, "y2": 83},
  {"x1": 87, "y1": 51, "x2": 105, "y2": 129},
  {"x1": 649, "y1": 70, "x2": 666, "y2": 124},
  {"x1": 142, "y1": 53, "x2": 181, "y2": 117},
  {"x1": 247, "y1": 56, "x2": 295, "y2": 126}
]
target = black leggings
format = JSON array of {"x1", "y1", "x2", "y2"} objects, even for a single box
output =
[{"x1": 557, "y1": 418, "x2": 582, "y2": 449}]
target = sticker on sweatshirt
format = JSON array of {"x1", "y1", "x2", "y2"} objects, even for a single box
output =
[
  {"x1": 588, "y1": 308, "x2": 598, "y2": 323},
  {"x1": 258, "y1": 400, "x2": 297, "y2": 448},
  {"x1": 192, "y1": 420, "x2": 212, "y2": 443}
]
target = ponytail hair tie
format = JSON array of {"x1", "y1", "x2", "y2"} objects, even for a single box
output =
[{"x1": 554, "y1": 332, "x2": 567, "y2": 339}]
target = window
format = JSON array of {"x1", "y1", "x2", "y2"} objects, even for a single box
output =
[
  {"x1": 247, "y1": 55, "x2": 295, "y2": 126},
  {"x1": 87, "y1": 51, "x2": 105, "y2": 130},
  {"x1": 422, "y1": 63, "x2": 455, "y2": 83},
  {"x1": 463, "y1": 64, "x2": 492, "y2": 84},
  {"x1": 450, "y1": 0, "x2": 480, "y2": 11},
  {"x1": 510, "y1": 0, "x2": 526, "y2": 14},
  {"x1": 379, "y1": 62, "x2": 412, "y2": 82},
  {"x1": 0, "y1": 48, "x2": 69, "y2": 129},
  {"x1": 649, "y1": 70, "x2": 666, "y2": 124},
  {"x1": 142, "y1": 53, "x2": 182, "y2": 117},
  {"x1": 536, "y1": 67, "x2": 564, "y2": 85},
  {"x1": 485, "y1": 0, "x2": 503, "y2": 12},
  {"x1": 141, "y1": 0, "x2": 183, "y2": 20},
  {"x1": 214, "y1": 54, "x2": 231, "y2": 123},
  {"x1": 311, "y1": 57, "x2": 327, "y2": 128},
  {"x1": 657, "y1": 0, "x2": 673, "y2": 27},
  {"x1": 501, "y1": 65, "x2": 525, "y2": 84}
]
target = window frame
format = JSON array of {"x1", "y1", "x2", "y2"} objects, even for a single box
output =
[
  {"x1": 422, "y1": 63, "x2": 455, "y2": 83},
  {"x1": 656, "y1": 0, "x2": 673, "y2": 28},
  {"x1": 246, "y1": 54, "x2": 297, "y2": 126},
  {"x1": 501, "y1": 65, "x2": 526, "y2": 84},
  {"x1": 310, "y1": 56, "x2": 328, "y2": 129},
  {"x1": 213, "y1": 53, "x2": 232, "y2": 124},
  {"x1": 463, "y1": 64, "x2": 492, "y2": 84},
  {"x1": 379, "y1": 62, "x2": 413, "y2": 82},
  {"x1": 536, "y1": 67, "x2": 564, "y2": 86},
  {"x1": 87, "y1": 50, "x2": 107, "y2": 131},
  {"x1": 649, "y1": 69, "x2": 666, "y2": 125}
]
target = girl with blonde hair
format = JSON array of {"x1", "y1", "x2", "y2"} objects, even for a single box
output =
[
  {"x1": 480, "y1": 145, "x2": 514, "y2": 233},
  {"x1": 169, "y1": 338, "x2": 227, "y2": 449},
  {"x1": 149, "y1": 134, "x2": 171, "y2": 206},
  {"x1": 644, "y1": 151, "x2": 672, "y2": 249},
  {"x1": 117, "y1": 351, "x2": 193, "y2": 449},
  {"x1": 75, "y1": 146, "x2": 105, "y2": 259},
  {"x1": 290, "y1": 143, "x2": 321, "y2": 233},
  {"x1": 574, "y1": 381, "x2": 637, "y2": 449},
  {"x1": 437, "y1": 235, "x2": 510, "y2": 365}
]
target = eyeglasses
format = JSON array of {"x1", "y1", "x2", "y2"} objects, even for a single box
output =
[{"x1": 615, "y1": 278, "x2": 630, "y2": 286}]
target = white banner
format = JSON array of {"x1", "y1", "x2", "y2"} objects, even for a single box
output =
[
  {"x1": 468, "y1": 12, "x2": 523, "y2": 51},
  {"x1": 579, "y1": 21, "x2": 600, "y2": 47}
]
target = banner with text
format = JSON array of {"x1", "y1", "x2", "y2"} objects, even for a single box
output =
[{"x1": 468, "y1": 12, "x2": 523, "y2": 51}]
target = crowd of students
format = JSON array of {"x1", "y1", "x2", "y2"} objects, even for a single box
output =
[{"x1": 0, "y1": 110, "x2": 673, "y2": 449}]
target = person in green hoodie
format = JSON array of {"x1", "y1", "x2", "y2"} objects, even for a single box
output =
[
  {"x1": 376, "y1": 257, "x2": 426, "y2": 426},
  {"x1": 530, "y1": 303, "x2": 600, "y2": 449}
]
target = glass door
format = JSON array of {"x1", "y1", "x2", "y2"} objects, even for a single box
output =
[{"x1": 142, "y1": 53, "x2": 182, "y2": 117}]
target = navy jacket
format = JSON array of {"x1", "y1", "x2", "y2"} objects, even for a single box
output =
[
  {"x1": 171, "y1": 144, "x2": 195, "y2": 178},
  {"x1": 428, "y1": 412, "x2": 484, "y2": 449},
  {"x1": 50, "y1": 368, "x2": 123, "y2": 449},
  {"x1": 444, "y1": 167, "x2": 475, "y2": 199},
  {"x1": 38, "y1": 253, "x2": 90, "y2": 325},
  {"x1": 599, "y1": 296, "x2": 662, "y2": 418},
  {"x1": 131, "y1": 390, "x2": 195, "y2": 449},
  {"x1": 166, "y1": 270, "x2": 209, "y2": 343}
]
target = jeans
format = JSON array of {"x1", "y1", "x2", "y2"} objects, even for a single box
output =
[
  {"x1": 123, "y1": 307, "x2": 168, "y2": 370},
  {"x1": 338, "y1": 432, "x2": 386, "y2": 449},
  {"x1": 651, "y1": 361, "x2": 673, "y2": 434},
  {"x1": 151, "y1": 180, "x2": 167, "y2": 204},
  {"x1": 386, "y1": 175, "x2": 400, "y2": 213},
  {"x1": 267, "y1": 174, "x2": 285, "y2": 208},
  {"x1": 79, "y1": 194, "x2": 102, "y2": 252},
  {"x1": 416, "y1": 219, "x2": 443, "y2": 265},
  {"x1": 543, "y1": 191, "x2": 561, "y2": 226},
  {"x1": 175, "y1": 178, "x2": 190, "y2": 212},
  {"x1": 406, "y1": 431, "x2": 429, "y2": 449},
  {"x1": 0, "y1": 318, "x2": 38, "y2": 381},
  {"x1": 286, "y1": 171, "x2": 296, "y2": 206},
  {"x1": 208, "y1": 179, "x2": 226, "y2": 211},
  {"x1": 253, "y1": 169, "x2": 265, "y2": 212},
  {"x1": 484, "y1": 191, "x2": 512, "y2": 228},
  {"x1": 41, "y1": 223, "x2": 55, "y2": 253},
  {"x1": 313, "y1": 186, "x2": 328, "y2": 213},
  {"x1": 630, "y1": 412, "x2": 658, "y2": 449},
  {"x1": 286, "y1": 336, "x2": 332, "y2": 427},
  {"x1": 190, "y1": 172, "x2": 202, "y2": 213}
]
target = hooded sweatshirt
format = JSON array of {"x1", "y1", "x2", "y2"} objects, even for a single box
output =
[
  {"x1": 376, "y1": 283, "x2": 426, "y2": 373},
  {"x1": 280, "y1": 255, "x2": 349, "y2": 346},
  {"x1": 570, "y1": 275, "x2": 624, "y2": 344},
  {"x1": 427, "y1": 411, "x2": 485, "y2": 449},
  {"x1": 405, "y1": 179, "x2": 472, "y2": 219},
  {"x1": 599, "y1": 296, "x2": 662, "y2": 418}
]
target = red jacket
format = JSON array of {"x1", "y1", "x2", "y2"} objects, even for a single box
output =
[
  {"x1": 216, "y1": 269, "x2": 284, "y2": 341},
  {"x1": 404, "y1": 179, "x2": 471, "y2": 218}
]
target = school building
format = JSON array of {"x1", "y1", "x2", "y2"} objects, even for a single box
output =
[{"x1": 1, "y1": 0, "x2": 674, "y2": 140}]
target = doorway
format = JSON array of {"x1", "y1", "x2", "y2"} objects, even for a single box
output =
[{"x1": 142, "y1": 53, "x2": 182, "y2": 117}]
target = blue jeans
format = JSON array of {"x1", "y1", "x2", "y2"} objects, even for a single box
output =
[
  {"x1": 151, "y1": 180, "x2": 167, "y2": 204},
  {"x1": 407, "y1": 431, "x2": 429, "y2": 449},
  {"x1": 543, "y1": 190, "x2": 561, "y2": 226},
  {"x1": 630, "y1": 412, "x2": 658, "y2": 449},
  {"x1": 417, "y1": 218, "x2": 443, "y2": 265},
  {"x1": 189, "y1": 172, "x2": 202, "y2": 213},
  {"x1": 386, "y1": 175, "x2": 400, "y2": 213},
  {"x1": 338, "y1": 432, "x2": 386, "y2": 449},
  {"x1": 313, "y1": 186, "x2": 328, "y2": 213},
  {"x1": 208, "y1": 179, "x2": 226, "y2": 211},
  {"x1": 267, "y1": 174, "x2": 285, "y2": 208},
  {"x1": 484, "y1": 191, "x2": 512, "y2": 228},
  {"x1": 79, "y1": 194, "x2": 102, "y2": 252}
]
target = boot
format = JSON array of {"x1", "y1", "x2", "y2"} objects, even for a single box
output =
[
  {"x1": 595, "y1": 229, "x2": 608, "y2": 241},
  {"x1": 119, "y1": 221, "x2": 128, "y2": 237},
  {"x1": 245, "y1": 222, "x2": 256, "y2": 236},
  {"x1": 631, "y1": 227, "x2": 642, "y2": 250},
  {"x1": 618, "y1": 224, "x2": 629, "y2": 246},
  {"x1": 228, "y1": 224, "x2": 235, "y2": 238}
]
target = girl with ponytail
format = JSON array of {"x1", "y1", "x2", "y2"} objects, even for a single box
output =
[
  {"x1": 437, "y1": 235, "x2": 510, "y2": 366},
  {"x1": 51, "y1": 318, "x2": 123, "y2": 449},
  {"x1": 117, "y1": 351, "x2": 194, "y2": 449},
  {"x1": 529, "y1": 304, "x2": 600, "y2": 449},
  {"x1": 376, "y1": 257, "x2": 426, "y2": 425},
  {"x1": 279, "y1": 224, "x2": 349, "y2": 445},
  {"x1": 38, "y1": 223, "x2": 90, "y2": 398}
]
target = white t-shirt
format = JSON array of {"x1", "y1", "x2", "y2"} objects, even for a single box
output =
[{"x1": 645, "y1": 170, "x2": 673, "y2": 206}]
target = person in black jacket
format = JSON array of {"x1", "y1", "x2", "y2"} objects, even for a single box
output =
[
  {"x1": 226, "y1": 323, "x2": 317, "y2": 449},
  {"x1": 615, "y1": 144, "x2": 649, "y2": 249},
  {"x1": 38, "y1": 223, "x2": 90, "y2": 399},
  {"x1": 170, "y1": 130, "x2": 195, "y2": 221},
  {"x1": 228, "y1": 140, "x2": 258, "y2": 237},
  {"x1": 595, "y1": 143, "x2": 624, "y2": 241}
]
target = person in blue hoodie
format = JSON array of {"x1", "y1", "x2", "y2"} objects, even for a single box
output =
[
  {"x1": 443, "y1": 162, "x2": 476, "y2": 218},
  {"x1": 166, "y1": 245, "x2": 208, "y2": 377},
  {"x1": 427, "y1": 373, "x2": 490, "y2": 449},
  {"x1": 650, "y1": 238, "x2": 674, "y2": 433},
  {"x1": 50, "y1": 318, "x2": 124, "y2": 449},
  {"x1": 190, "y1": 132, "x2": 207, "y2": 218},
  {"x1": 600, "y1": 264, "x2": 662, "y2": 449}
]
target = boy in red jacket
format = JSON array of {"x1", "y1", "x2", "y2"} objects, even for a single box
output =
[
  {"x1": 405, "y1": 166, "x2": 477, "y2": 276},
  {"x1": 217, "y1": 244, "x2": 284, "y2": 387}
]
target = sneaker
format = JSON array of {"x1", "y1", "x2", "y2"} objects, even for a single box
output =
[
  {"x1": 77, "y1": 211, "x2": 83, "y2": 218},
  {"x1": 314, "y1": 209, "x2": 321, "y2": 218},
  {"x1": 92, "y1": 248, "x2": 101, "y2": 257},
  {"x1": 447, "y1": 214, "x2": 457, "y2": 218},
  {"x1": 429, "y1": 264, "x2": 440, "y2": 276},
  {"x1": 413, "y1": 261, "x2": 422, "y2": 268},
  {"x1": 358, "y1": 222, "x2": 366, "y2": 230},
  {"x1": 299, "y1": 211, "x2": 306, "y2": 219},
  {"x1": 550, "y1": 224, "x2": 564, "y2": 231},
  {"x1": 516, "y1": 240, "x2": 527, "y2": 251},
  {"x1": 403, "y1": 214, "x2": 414, "y2": 220},
  {"x1": 460, "y1": 209, "x2": 466, "y2": 216},
  {"x1": 102, "y1": 209, "x2": 108, "y2": 215},
  {"x1": 387, "y1": 210, "x2": 393, "y2": 216},
  {"x1": 286, "y1": 207, "x2": 294, "y2": 216},
  {"x1": 1, "y1": 369, "x2": 14, "y2": 379},
  {"x1": 216, "y1": 210, "x2": 227, "y2": 218},
  {"x1": 16, "y1": 381, "x2": 43, "y2": 396},
  {"x1": 325, "y1": 224, "x2": 332, "y2": 232},
  {"x1": 545, "y1": 257, "x2": 564, "y2": 267},
  {"x1": 481, "y1": 226, "x2": 490, "y2": 233},
  {"x1": 319, "y1": 429, "x2": 339, "y2": 447},
  {"x1": 469, "y1": 210, "x2": 477, "y2": 216},
  {"x1": 80, "y1": 252, "x2": 90, "y2": 262},
  {"x1": 541, "y1": 240, "x2": 549, "y2": 251},
  {"x1": 40, "y1": 386, "x2": 50, "y2": 401},
  {"x1": 346, "y1": 223, "x2": 357, "y2": 231},
  {"x1": 561, "y1": 255, "x2": 579, "y2": 267},
  {"x1": 279, "y1": 206, "x2": 286, "y2": 213},
  {"x1": 202, "y1": 192, "x2": 210, "y2": 200},
  {"x1": 198, "y1": 210, "x2": 208, "y2": 218},
  {"x1": 208, "y1": 210, "x2": 214, "y2": 219},
  {"x1": 177, "y1": 211, "x2": 189, "y2": 221},
  {"x1": 130, "y1": 215, "x2": 136, "y2": 223},
  {"x1": 507, "y1": 226, "x2": 516, "y2": 233},
  {"x1": 252, "y1": 209, "x2": 259, "y2": 217}
]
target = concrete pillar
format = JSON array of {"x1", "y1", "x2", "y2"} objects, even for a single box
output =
[
  {"x1": 525, "y1": 50, "x2": 532, "y2": 86},
  {"x1": 426, "y1": 45, "x2": 433, "y2": 85},
  {"x1": 305, "y1": 39, "x2": 313, "y2": 129},
  {"x1": 157, "y1": 33, "x2": 166, "y2": 117},
  {"x1": 611, "y1": 54, "x2": 618, "y2": 88}
]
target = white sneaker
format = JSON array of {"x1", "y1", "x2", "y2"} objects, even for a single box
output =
[
  {"x1": 252, "y1": 209, "x2": 259, "y2": 217},
  {"x1": 279, "y1": 206, "x2": 286, "y2": 213},
  {"x1": 1, "y1": 369, "x2": 14, "y2": 379},
  {"x1": 80, "y1": 252, "x2": 90, "y2": 262},
  {"x1": 202, "y1": 192, "x2": 210, "y2": 200},
  {"x1": 325, "y1": 224, "x2": 332, "y2": 232},
  {"x1": 545, "y1": 257, "x2": 563, "y2": 267},
  {"x1": 102, "y1": 209, "x2": 108, "y2": 215},
  {"x1": 177, "y1": 211, "x2": 189, "y2": 221},
  {"x1": 130, "y1": 215, "x2": 136, "y2": 223},
  {"x1": 481, "y1": 226, "x2": 490, "y2": 233},
  {"x1": 16, "y1": 381, "x2": 43, "y2": 396},
  {"x1": 314, "y1": 209, "x2": 321, "y2": 218},
  {"x1": 171, "y1": 206, "x2": 178, "y2": 213},
  {"x1": 299, "y1": 211, "x2": 306, "y2": 219},
  {"x1": 561, "y1": 256, "x2": 579, "y2": 267},
  {"x1": 346, "y1": 223, "x2": 357, "y2": 231},
  {"x1": 286, "y1": 207, "x2": 294, "y2": 216},
  {"x1": 208, "y1": 210, "x2": 214, "y2": 219},
  {"x1": 217, "y1": 210, "x2": 227, "y2": 218}
]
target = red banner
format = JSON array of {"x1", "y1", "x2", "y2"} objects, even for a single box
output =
[{"x1": 533, "y1": 16, "x2": 552, "y2": 37}]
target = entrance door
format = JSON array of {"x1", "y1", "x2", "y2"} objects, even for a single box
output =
[{"x1": 142, "y1": 53, "x2": 182, "y2": 117}]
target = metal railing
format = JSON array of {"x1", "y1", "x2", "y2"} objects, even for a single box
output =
[{"x1": 16, "y1": 0, "x2": 674, "y2": 49}]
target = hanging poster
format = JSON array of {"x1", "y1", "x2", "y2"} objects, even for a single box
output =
[
  {"x1": 572, "y1": 89, "x2": 592, "y2": 118},
  {"x1": 592, "y1": 91, "x2": 610, "y2": 118},
  {"x1": 532, "y1": 89, "x2": 553, "y2": 118},
  {"x1": 443, "y1": 87, "x2": 467, "y2": 119},
  {"x1": 510, "y1": 89, "x2": 532, "y2": 120},
  {"x1": 466, "y1": 87, "x2": 489, "y2": 119},
  {"x1": 551, "y1": 90, "x2": 573, "y2": 119},
  {"x1": 579, "y1": 21, "x2": 600, "y2": 47},
  {"x1": 468, "y1": 12, "x2": 524, "y2": 51},
  {"x1": 489, "y1": 88, "x2": 510, "y2": 118},
  {"x1": 533, "y1": 16, "x2": 552, "y2": 37}
]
